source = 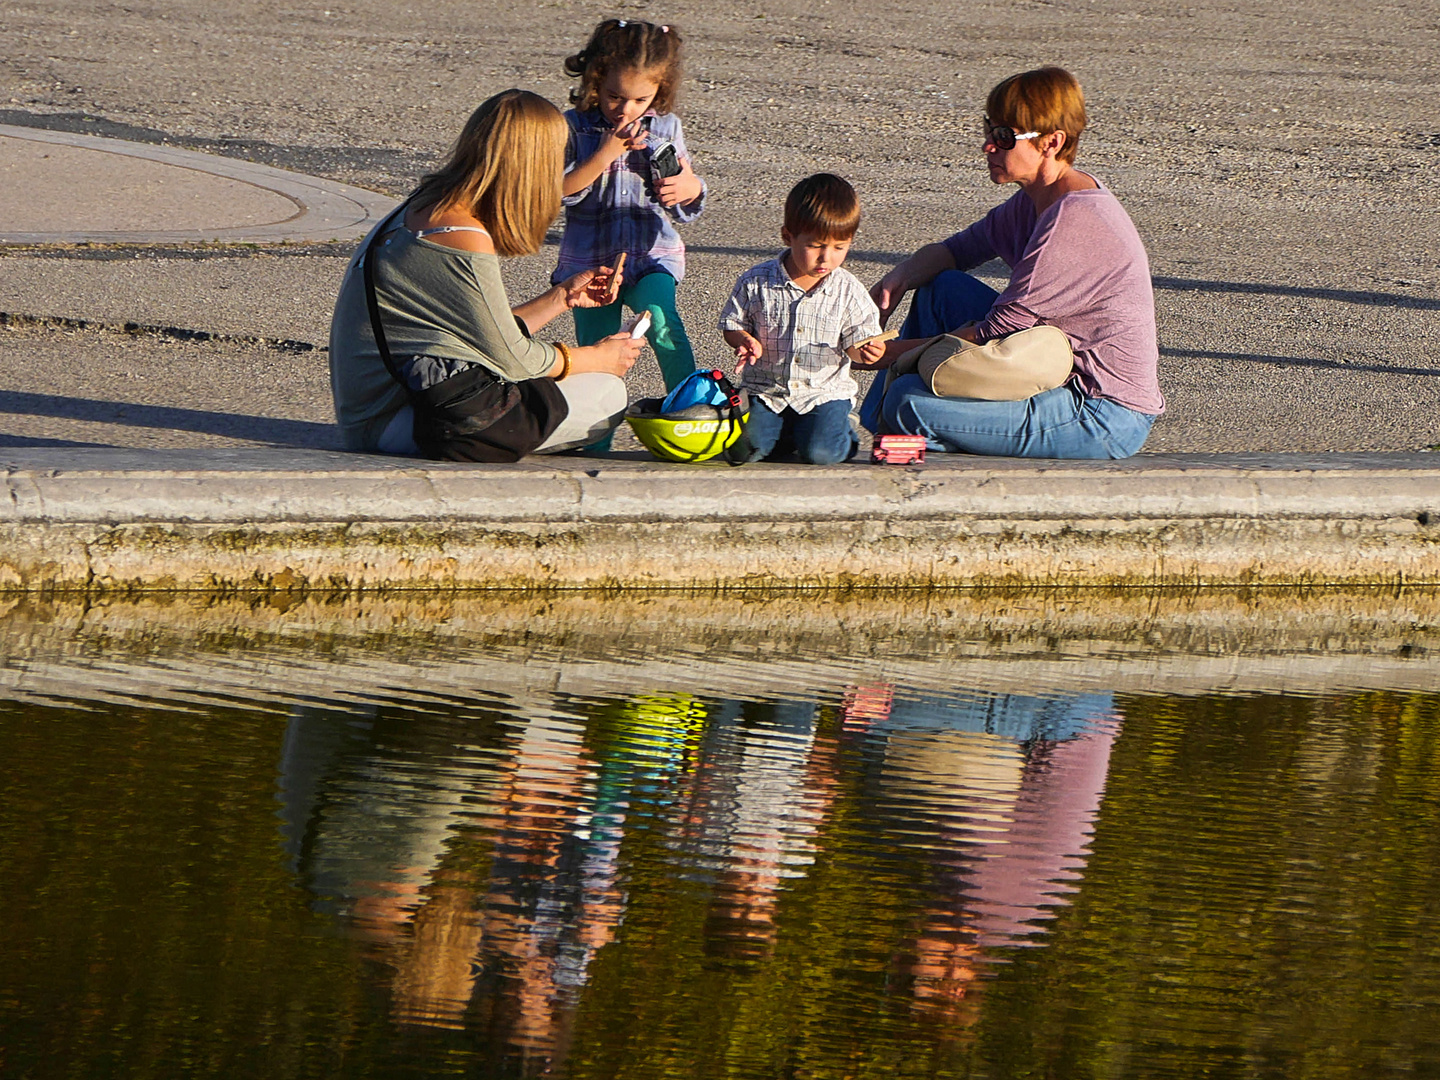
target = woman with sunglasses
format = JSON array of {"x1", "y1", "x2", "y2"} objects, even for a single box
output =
[{"x1": 863, "y1": 67, "x2": 1164, "y2": 458}]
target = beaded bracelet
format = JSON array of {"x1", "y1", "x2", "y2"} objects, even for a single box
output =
[{"x1": 552, "y1": 341, "x2": 573, "y2": 380}]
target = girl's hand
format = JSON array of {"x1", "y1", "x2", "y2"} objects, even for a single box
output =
[
  {"x1": 870, "y1": 269, "x2": 908, "y2": 328},
  {"x1": 731, "y1": 332, "x2": 762, "y2": 371},
  {"x1": 657, "y1": 157, "x2": 703, "y2": 208},
  {"x1": 562, "y1": 266, "x2": 621, "y2": 309},
  {"x1": 600, "y1": 117, "x2": 650, "y2": 163}
]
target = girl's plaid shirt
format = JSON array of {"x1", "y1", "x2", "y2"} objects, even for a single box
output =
[{"x1": 551, "y1": 108, "x2": 706, "y2": 286}]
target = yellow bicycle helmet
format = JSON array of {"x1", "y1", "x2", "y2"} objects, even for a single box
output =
[{"x1": 625, "y1": 370, "x2": 752, "y2": 463}]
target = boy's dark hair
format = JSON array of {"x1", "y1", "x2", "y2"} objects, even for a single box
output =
[
  {"x1": 564, "y1": 20, "x2": 684, "y2": 114},
  {"x1": 783, "y1": 173, "x2": 861, "y2": 241}
]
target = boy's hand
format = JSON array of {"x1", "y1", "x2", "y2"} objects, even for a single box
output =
[
  {"x1": 858, "y1": 339, "x2": 886, "y2": 364},
  {"x1": 657, "y1": 157, "x2": 704, "y2": 208},
  {"x1": 731, "y1": 332, "x2": 762, "y2": 371}
]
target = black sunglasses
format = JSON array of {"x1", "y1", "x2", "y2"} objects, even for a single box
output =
[{"x1": 983, "y1": 116, "x2": 1041, "y2": 150}]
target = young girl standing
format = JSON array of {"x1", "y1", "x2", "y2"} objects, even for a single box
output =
[{"x1": 556, "y1": 19, "x2": 706, "y2": 444}]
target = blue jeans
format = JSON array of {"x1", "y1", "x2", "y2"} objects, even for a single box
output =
[
  {"x1": 881, "y1": 375, "x2": 1154, "y2": 459},
  {"x1": 742, "y1": 397, "x2": 858, "y2": 464},
  {"x1": 901, "y1": 268, "x2": 1000, "y2": 340},
  {"x1": 859, "y1": 269, "x2": 997, "y2": 433},
  {"x1": 860, "y1": 270, "x2": 1155, "y2": 459}
]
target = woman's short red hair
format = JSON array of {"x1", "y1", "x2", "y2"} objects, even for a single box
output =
[{"x1": 987, "y1": 67, "x2": 1087, "y2": 164}]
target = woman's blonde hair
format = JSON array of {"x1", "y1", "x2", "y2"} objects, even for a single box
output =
[
  {"x1": 411, "y1": 90, "x2": 567, "y2": 256},
  {"x1": 564, "y1": 19, "x2": 683, "y2": 114},
  {"x1": 987, "y1": 67, "x2": 1087, "y2": 164}
]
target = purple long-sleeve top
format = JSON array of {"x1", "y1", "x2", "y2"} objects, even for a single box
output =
[{"x1": 942, "y1": 181, "x2": 1165, "y2": 415}]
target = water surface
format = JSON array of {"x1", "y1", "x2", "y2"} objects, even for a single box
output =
[{"x1": 2, "y1": 591, "x2": 1438, "y2": 1078}]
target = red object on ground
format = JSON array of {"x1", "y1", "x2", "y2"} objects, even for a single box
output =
[{"x1": 871, "y1": 435, "x2": 926, "y2": 465}]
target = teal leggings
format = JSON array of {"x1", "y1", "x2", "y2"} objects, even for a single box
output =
[{"x1": 573, "y1": 271, "x2": 696, "y2": 451}]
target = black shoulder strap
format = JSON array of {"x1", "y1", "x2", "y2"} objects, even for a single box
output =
[
  {"x1": 360, "y1": 202, "x2": 415, "y2": 398},
  {"x1": 712, "y1": 372, "x2": 754, "y2": 466}
]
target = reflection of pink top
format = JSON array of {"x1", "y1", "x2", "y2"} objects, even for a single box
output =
[
  {"x1": 942, "y1": 183, "x2": 1165, "y2": 415},
  {"x1": 964, "y1": 720, "x2": 1119, "y2": 946}
]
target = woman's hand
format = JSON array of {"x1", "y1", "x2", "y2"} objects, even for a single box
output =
[
  {"x1": 571, "y1": 332, "x2": 643, "y2": 378},
  {"x1": 870, "y1": 269, "x2": 909, "y2": 329},
  {"x1": 657, "y1": 158, "x2": 704, "y2": 208},
  {"x1": 562, "y1": 263, "x2": 623, "y2": 310},
  {"x1": 870, "y1": 244, "x2": 957, "y2": 328}
]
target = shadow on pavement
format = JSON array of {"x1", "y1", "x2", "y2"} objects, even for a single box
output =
[
  {"x1": 0, "y1": 432, "x2": 114, "y2": 448},
  {"x1": 1151, "y1": 276, "x2": 1439, "y2": 311},
  {"x1": 1160, "y1": 347, "x2": 1440, "y2": 377},
  {"x1": 0, "y1": 391, "x2": 338, "y2": 447}
]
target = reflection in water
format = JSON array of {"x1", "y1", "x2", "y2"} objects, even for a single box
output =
[
  {"x1": 277, "y1": 683, "x2": 1119, "y2": 1066},
  {"x1": 675, "y1": 698, "x2": 833, "y2": 960},
  {"x1": 5, "y1": 590, "x2": 1440, "y2": 1080},
  {"x1": 858, "y1": 691, "x2": 1117, "y2": 1022}
]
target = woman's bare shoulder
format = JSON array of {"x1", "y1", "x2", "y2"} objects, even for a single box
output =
[{"x1": 404, "y1": 204, "x2": 496, "y2": 254}]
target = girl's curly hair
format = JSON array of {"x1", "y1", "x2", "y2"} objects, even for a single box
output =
[{"x1": 564, "y1": 19, "x2": 683, "y2": 114}]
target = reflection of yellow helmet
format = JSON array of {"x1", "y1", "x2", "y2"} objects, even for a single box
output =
[
  {"x1": 616, "y1": 693, "x2": 707, "y2": 773},
  {"x1": 625, "y1": 371, "x2": 750, "y2": 463}
]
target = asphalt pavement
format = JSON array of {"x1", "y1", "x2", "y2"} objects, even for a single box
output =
[{"x1": 0, "y1": 0, "x2": 1437, "y2": 455}]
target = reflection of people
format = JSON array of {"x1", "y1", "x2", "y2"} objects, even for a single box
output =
[
  {"x1": 276, "y1": 701, "x2": 611, "y2": 1041},
  {"x1": 677, "y1": 700, "x2": 839, "y2": 957},
  {"x1": 864, "y1": 67, "x2": 1164, "y2": 459},
  {"x1": 470, "y1": 711, "x2": 607, "y2": 1053},
  {"x1": 276, "y1": 679, "x2": 1124, "y2": 1055},
  {"x1": 328, "y1": 89, "x2": 642, "y2": 459},
  {"x1": 869, "y1": 691, "x2": 1121, "y2": 1017},
  {"x1": 719, "y1": 173, "x2": 885, "y2": 464},
  {"x1": 275, "y1": 691, "x2": 709, "y2": 1050}
]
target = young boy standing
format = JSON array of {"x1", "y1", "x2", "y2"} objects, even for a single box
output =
[{"x1": 719, "y1": 173, "x2": 885, "y2": 464}]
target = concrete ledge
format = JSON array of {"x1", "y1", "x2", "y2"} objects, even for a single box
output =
[{"x1": 2, "y1": 448, "x2": 1438, "y2": 591}]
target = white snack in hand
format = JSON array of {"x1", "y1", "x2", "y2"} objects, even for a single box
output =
[{"x1": 628, "y1": 311, "x2": 652, "y2": 339}]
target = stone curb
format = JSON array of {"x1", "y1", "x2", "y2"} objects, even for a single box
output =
[
  {"x1": 0, "y1": 125, "x2": 397, "y2": 244},
  {"x1": 1, "y1": 449, "x2": 1438, "y2": 590},
  {"x1": 3, "y1": 449, "x2": 1437, "y2": 524}
]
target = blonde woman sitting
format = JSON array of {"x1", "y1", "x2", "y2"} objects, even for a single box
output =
[{"x1": 329, "y1": 89, "x2": 642, "y2": 461}]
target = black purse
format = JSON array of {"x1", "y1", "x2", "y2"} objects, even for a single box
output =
[{"x1": 361, "y1": 205, "x2": 568, "y2": 463}]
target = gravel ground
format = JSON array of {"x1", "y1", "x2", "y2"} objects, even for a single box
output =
[{"x1": 1, "y1": 0, "x2": 1438, "y2": 451}]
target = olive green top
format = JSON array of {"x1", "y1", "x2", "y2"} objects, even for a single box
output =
[{"x1": 328, "y1": 221, "x2": 557, "y2": 451}]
